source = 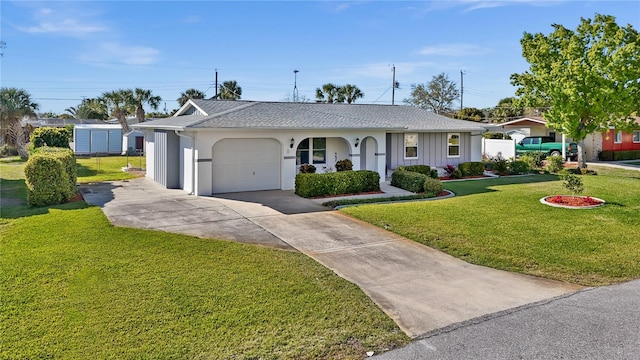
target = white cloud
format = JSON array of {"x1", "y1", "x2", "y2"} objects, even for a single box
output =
[
  {"x1": 417, "y1": 43, "x2": 489, "y2": 57},
  {"x1": 183, "y1": 15, "x2": 202, "y2": 24},
  {"x1": 17, "y1": 4, "x2": 107, "y2": 37},
  {"x1": 79, "y1": 42, "x2": 160, "y2": 66},
  {"x1": 420, "y1": 0, "x2": 565, "y2": 13}
]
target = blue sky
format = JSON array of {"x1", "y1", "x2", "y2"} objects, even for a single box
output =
[{"x1": 2, "y1": 0, "x2": 639, "y2": 115}]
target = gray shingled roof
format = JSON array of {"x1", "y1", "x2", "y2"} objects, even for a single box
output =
[{"x1": 133, "y1": 100, "x2": 486, "y2": 132}]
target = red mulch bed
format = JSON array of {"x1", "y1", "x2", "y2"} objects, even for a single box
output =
[
  {"x1": 309, "y1": 191, "x2": 385, "y2": 199},
  {"x1": 545, "y1": 195, "x2": 603, "y2": 207},
  {"x1": 69, "y1": 192, "x2": 84, "y2": 202},
  {"x1": 439, "y1": 175, "x2": 491, "y2": 181}
]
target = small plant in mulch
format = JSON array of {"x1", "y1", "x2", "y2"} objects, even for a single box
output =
[
  {"x1": 542, "y1": 171, "x2": 604, "y2": 208},
  {"x1": 443, "y1": 164, "x2": 462, "y2": 179}
]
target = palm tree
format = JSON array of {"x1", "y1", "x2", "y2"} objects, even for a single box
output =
[
  {"x1": 338, "y1": 84, "x2": 364, "y2": 104},
  {"x1": 218, "y1": 81, "x2": 242, "y2": 100},
  {"x1": 177, "y1": 88, "x2": 206, "y2": 106},
  {"x1": 101, "y1": 89, "x2": 134, "y2": 133},
  {"x1": 0, "y1": 87, "x2": 39, "y2": 148},
  {"x1": 132, "y1": 88, "x2": 162, "y2": 123},
  {"x1": 315, "y1": 83, "x2": 339, "y2": 103},
  {"x1": 65, "y1": 98, "x2": 108, "y2": 120}
]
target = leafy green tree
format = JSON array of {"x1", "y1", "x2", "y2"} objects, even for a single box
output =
[
  {"x1": 177, "y1": 88, "x2": 206, "y2": 106},
  {"x1": 218, "y1": 81, "x2": 242, "y2": 100},
  {"x1": 511, "y1": 14, "x2": 640, "y2": 167},
  {"x1": 39, "y1": 111, "x2": 58, "y2": 118},
  {"x1": 337, "y1": 84, "x2": 364, "y2": 104},
  {"x1": 0, "y1": 87, "x2": 39, "y2": 148},
  {"x1": 146, "y1": 111, "x2": 171, "y2": 118},
  {"x1": 132, "y1": 88, "x2": 162, "y2": 123},
  {"x1": 453, "y1": 107, "x2": 485, "y2": 122},
  {"x1": 489, "y1": 97, "x2": 524, "y2": 123},
  {"x1": 101, "y1": 89, "x2": 134, "y2": 133},
  {"x1": 315, "y1": 83, "x2": 340, "y2": 103},
  {"x1": 404, "y1": 73, "x2": 459, "y2": 114}
]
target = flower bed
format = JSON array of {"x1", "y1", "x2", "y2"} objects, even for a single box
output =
[{"x1": 540, "y1": 195, "x2": 605, "y2": 209}]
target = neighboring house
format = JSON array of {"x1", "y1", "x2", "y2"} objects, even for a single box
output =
[
  {"x1": 588, "y1": 117, "x2": 640, "y2": 160},
  {"x1": 490, "y1": 116, "x2": 557, "y2": 143},
  {"x1": 74, "y1": 124, "x2": 144, "y2": 155},
  {"x1": 20, "y1": 117, "x2": 104, "y2": 146},
  {"x1": 133, "y1": 99, "x2": 485, "y2": 195}
]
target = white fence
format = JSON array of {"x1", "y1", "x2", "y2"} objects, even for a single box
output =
[{"x1": 482, "y1": 138, "x2": 515, "y2": 159}]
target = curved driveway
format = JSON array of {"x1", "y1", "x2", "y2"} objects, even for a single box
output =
[{"x1": 80, "y1": 178, "x2": 582, "y2": 338}]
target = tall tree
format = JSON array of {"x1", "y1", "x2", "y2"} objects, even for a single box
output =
[
  {"x1": 511, "y1": 14, "x2": 640, "y2": 167},
  {"x1": 453, "y1": 107, "x2": 485, "y2": 122},
  {"x1": 218, "y1": 81, "x2": 242, "y2": 100},
  {"x1": 338, "y1": 84, "x2": 364, "y2": 104},
  {"x1": 177, "y1": 88, "x2": 206, "y2": 106},
  {"x1": 101, "y1": 89, "x2": 134, "y2": 133},
  {"x1": 132, "y1": 88, "x2": 162, "y2": 123},
  {"x1": 315, "y1": 83, "x2": 340, "y2": 103},
  {"x1": 489, "y1": 97, "x2": 524, "y2": 123},
  {"x1": 65, "y1": 98, "x2": 108, "y2": 120},
  {"x1": 403, "y1": 73, "x2": 459, "y2": 114},
  {"x1": 0, "y1": 87, "x2": 39, "y2": 148}
]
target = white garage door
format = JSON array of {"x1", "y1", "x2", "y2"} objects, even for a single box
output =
[{"x1": 212, "y1": 138, "x2": 281, "y2": 193}]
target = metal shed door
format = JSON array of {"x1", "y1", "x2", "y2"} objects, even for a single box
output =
[{"x1": 212, "y1": 139, "x2": 281, "y2": 193}]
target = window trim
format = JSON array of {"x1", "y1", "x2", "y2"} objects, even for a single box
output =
[
  {"x1": 404, "y1": 133, "x2": 418, "y2": 160},
  {"x1": 633, "y1": 131, "x2": 640, "y2": 143},
  {"x1": 447, "y1": 133, "x2": 461, "y2": 158},
  {"x1": 614, "y1": 131, "x2": 623, "y2": 144}
]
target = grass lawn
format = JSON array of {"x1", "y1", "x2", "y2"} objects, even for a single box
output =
[
  {"x1": 1, "y1": 158, "x2": 409, "y2": 359},
  {"x1": 76, "y1": 155, "x2": 145, "y2": 183},
  {"x1": 342, "y1": 168, "x2": 640, "y2": 287}
]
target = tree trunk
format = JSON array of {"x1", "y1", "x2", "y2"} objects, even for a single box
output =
[
  {"x1": 136, "y1": 106, "x2": 145, "y2": 123},
  {"x1": 577, "y1": 139, "x2": 587, "y2": 169},
  {"x1": 116, "y1": 109, "x2": 131, "y2": 134}
]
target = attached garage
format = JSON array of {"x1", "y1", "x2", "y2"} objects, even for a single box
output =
[{"x1": 212, "y1": 138, "x2": 281, "y2": 193}]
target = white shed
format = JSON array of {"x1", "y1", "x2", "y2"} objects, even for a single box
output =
[{"x1": 74, "y1": 124, "x2": 144, "y2": 155}]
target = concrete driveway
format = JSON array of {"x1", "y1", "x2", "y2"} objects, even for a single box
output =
[{"x1": 80, "y1": 178, "x2": 583, "y2": 338}]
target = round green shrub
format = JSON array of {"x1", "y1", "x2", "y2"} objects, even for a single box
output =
[
  {"x1": 423, "y1": 178, "x2": 443, "y2": 197},
  {"x1": 335, "y1": 159, "x2": 353, "y2": 172},
  {"x1": 298, "y1": 163, "x2": 316, "y2": 173},
  {"x1": 546, "y1": 155, "x2": 565, "y2": 173}
]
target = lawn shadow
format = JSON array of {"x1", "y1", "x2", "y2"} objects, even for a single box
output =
[
  {"x1": 1, "y1": 178, "x2": 91, "y2": 219},
  {"x1": 443, "y1": 174, "x2": 561, "y2": 198},
  {"x1": 75, "y1": 162, "x2": 99, "y2": 177}
]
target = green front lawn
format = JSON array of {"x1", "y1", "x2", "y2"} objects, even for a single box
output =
[
  {"x1": 1, "y1": 158, "x2": 409, "y2": 359},
  {"x1": 76, "y1": 155, "x2": 145, "y2": 183},
  {"x1": 342, "y1": 167, "x2": 640, "y2": 286}
]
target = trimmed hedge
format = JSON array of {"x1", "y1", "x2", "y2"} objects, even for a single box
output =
[
  {"x1": 458, "y1": 162, "x2": 485, "y2": 177},
  {"x1": 423, "y1": 178, "x2": 444, "y2": 197},
  {"x1": 391, "y1": 170, "x2": 429, "y2": 193},
  {"x1": 30, "y1": 127, "x2": 72, "y2": 149},
  {"x1": 24, "y1": 147, "x2": 77, "y2": 207},
  {"x1": 295, "y1": 170, "x2": 380, "y2": 198},
  {"x1": 396, "y1": 165, "x2": 431, "y2": 175},
  {"x1": 598, "y1": 150, "x2": 640, "y2": 161}
]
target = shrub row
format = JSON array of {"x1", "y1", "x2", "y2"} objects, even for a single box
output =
[
  {"x1": 24, "y1": 147, "x2": 77, "y2": 207},
  {"x1": 396, "y1": 165, "x2": 439, "y2": 179},
  {"x1": 457, "y1": 162, "x2": 484, "y2": 177},
  {"x1": 30, "y1": 127, "x2": 72, "y2": 149},
  {"x1": 295, "y1": 170, "x2": 380, "y2": 198},
  {"x1": 391, "y1": 170, "x2": 428, "y2": 193},
  {"x1": 598, "y1": 150, "x2": 640, "y2": 161}
]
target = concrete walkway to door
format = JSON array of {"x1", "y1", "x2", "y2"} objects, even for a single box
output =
[{"x1": 80, "y1": 178, "x2": 583, "y2": 338}]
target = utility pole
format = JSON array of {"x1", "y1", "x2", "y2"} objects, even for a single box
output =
[
  {"x1": 460, "y1": 70, "x2": 465, "y2": 112},
  {"x1": 293, "y1": 69, "x2": 299, "y2": 102},
  {"x1": 215, "y1": 69, "x2": 219, "y2": 99}
]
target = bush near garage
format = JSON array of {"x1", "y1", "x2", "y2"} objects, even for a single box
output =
[
  {"x1": 24, "y1": 147, "x2": 77, "y2": 207},
  {"x1": 457, "y1": 162, "x2": 485, "y2": 177},
  {"x1": 29, "y1": 127, "x2": 72, "y2": 149},
  {"x1": 295, "y1": 170, "x2": 380, "y2": 198},
  {"x1": 391, "y1": 170, "x2": 429, "y2": 193},
  {"x1": 598, "y1": 150, "x2": 640, "y2": 161},
  {"x1": 298, "y1": 163, "x2": 316, "y2": 173}
]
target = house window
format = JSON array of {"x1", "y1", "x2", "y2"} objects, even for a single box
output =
[
  {"x1": 614, "y1": 131, "x2": 623, "y2": 144},
  {"x1": 633, "y1": 131, "x2": 640, "y2": 143},
  {"x1": 404, "y1": 133, "x2": 418, "y2": 159},
  {"x1": 296, "y1": 138, "x2": 310, "y2": 165},
  {"x1": 296, "y1": 137, "x2": 327, "y2": 165},
  {"x1": 447, "y1": 133, "x2": 460, "y2": 157},
  {"x1": 312, "y1": 138, "x2": 326, "y2": 164}
]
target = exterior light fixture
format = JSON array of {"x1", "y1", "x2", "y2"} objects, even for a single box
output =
[
  {"x1": 290, "y1": 138, "x2": 295, "y2": 148},
  {"x1": 355, "y1": 137, "x2": 360, "y2": 147}
]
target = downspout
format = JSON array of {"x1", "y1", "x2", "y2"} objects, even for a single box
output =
[{"x1": 174, "y1": 130, "x2": 196, "y2": 195}]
